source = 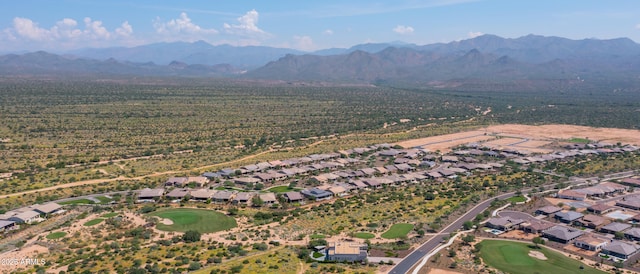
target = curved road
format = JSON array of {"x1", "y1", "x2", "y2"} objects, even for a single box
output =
[
  {"x1": 389, "y1": 169, "x2": 639, "y2": 274},
  {"x1": 388, "y1": 191, "x2": 518, "y2": 274}
]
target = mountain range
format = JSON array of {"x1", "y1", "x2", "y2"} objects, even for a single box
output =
[{"x1": 2, "y1": 34, "x2": 640, "y2": 91}]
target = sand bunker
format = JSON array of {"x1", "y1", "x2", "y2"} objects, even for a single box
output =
[
  {"x1": 529, "y1": 250, "x2": 548, "y2": 260},
  {"x1": 159, "y1": 218, "x2": 173, "y2": 225}
]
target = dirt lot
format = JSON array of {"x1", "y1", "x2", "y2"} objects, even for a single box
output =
[
  {"x1": 396, "y1": 124, "x2": 640, "y2": 153},
  {"x1": 484, "y1": 124, "x2": 640, "y2": 145},
  {"x1": 396, "y1": 130, "x2": 496, "y2": 152}
]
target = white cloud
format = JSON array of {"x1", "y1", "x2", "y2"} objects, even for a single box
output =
[
  {"x1": 115, "y1": 21, "x2": 133, "y2": 37},
  {"x1": 468, "y1": 31, "x2": 484, "y2": 38},
  {"x1": 223, "y1": 9, "x2": 268, "y2": 36},
  {"x1": 393, "y1": 25, "x2": 414, "y2": 35},
  {"x1": 293, "y1": 35, "x2": 314, "y2": 51},
  {"x1": 636, "y1": 23, "x2": 640, "y2": 29},
  {"x1": 323, "y1": 29, "x2": 334, "y2": 35},
  {"x1": 6, "y1": 16, "x2": 132, "y2": 45},
  {"x1": 153, "y1": 12, "x2": 217, "y2": 35}
]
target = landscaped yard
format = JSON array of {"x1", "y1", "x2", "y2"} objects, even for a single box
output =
[
  {"x1": 478, "y1": 240, "x2": 606, "y2": 274},
  {"x1": 84, "y1": 218, "x2": 105, "y2": 227},
  {"x1": 507, "y1": 196, "x2": 527, "y2": 203},
  {"x1": 148, "y1": 208, "x2": 237, "y2": 233},
  {"x1": 46, "y1": 231, "x2": 67, "y2": 239},
  {"x1": 354, "y1": 232, "x2": 375, "y2": 239},
  {"x1": 569, "y1": 137, "x2": 591, "y2": 144},
  {"x1": 94, "y1": 196, "x2": 113, "y2": 203},
  {"x1": 381, "y1": 223, "x2": 414, "y2": 239},
  {"x1": 268, "y1": 186, "x2": 300, "y2": 193},
  {"x1": 59, "y1": 199, "x2": 95, "y2": 205},
  {"x1": 310, "y1": 234, "x2": 325, "y2": 239},
  {"x1": 101, "y1": 212, "x2": 119, "y2": 218}
]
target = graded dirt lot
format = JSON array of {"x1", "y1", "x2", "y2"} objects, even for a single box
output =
[
  {"x1": 396, "y1": 124, "x2": 640, "y2": 152},
  {"x1": 485, "y1": 124, "x2": 640, "y2": 145}
]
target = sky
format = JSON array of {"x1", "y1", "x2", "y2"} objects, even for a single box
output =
[{"x1": 2, "y1": 0, "x2": 640, "y2": 52}]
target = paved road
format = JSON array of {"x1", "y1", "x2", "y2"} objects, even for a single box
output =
[
  {"x1": 388, "y1": 191, "x2": 517, "y2": 274},
  {"x1": 389, "y1": 169, "x2": 639, "y2": 274}
]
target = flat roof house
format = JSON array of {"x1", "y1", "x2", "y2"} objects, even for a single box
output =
[
  {"x1": 554, "y1": 211, "x2": 584, "y2": 223},
  {"x1": 31, "y1": 202, "x2": 63, "y2": 216},
  {"x1": 0, "y1": 220, "x2": 16, "y2": 232},
  {"x1": 542, "y1": 225, "x2": 583, "y2": 244},
  {"x1": 9, "y1": 210, "x2": 41, "y2": 224},
  {"x1": 601, "y1": 241, "x2": 640, "y2": 261},
  {"x1": 326, "y1": 242, "x2": 368, "y2": 262},
  {"x1": 600, "y1": 222, "x2": 632, "y2": 235},
  {"x1": 138, "y1": 188, "x2": 165, "y2": 200},
  {"x1": 284, "y1": 191, "x2": 304, "y2": 203},
  {"x1": 574, "y1": 234, "x2": 609, "y2": 251}
]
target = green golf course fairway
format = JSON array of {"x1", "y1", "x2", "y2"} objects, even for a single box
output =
[
  {"x1": 149, "y1": 208, "x2": 237, "y2": 233},
  {"x1": 478, "y1": 240, "x2": 606, "y2": 274}
]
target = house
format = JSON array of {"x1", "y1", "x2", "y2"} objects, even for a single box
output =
[
  {"x1": 284, "y1": 191, "x2": 304, "y2": 203},
  {"x1": 521, "y1": 220, "x2": 555, "y2": 234},
  {"x1": 349, "y1": 180, "x2": 367, "y2": 190},
  {"x1": 542, "y1": 225, "x2": 583, "y2": 243},
  {"x1": 212, "y1": 191, "x2": 235, "y2": 203},
  {"x1": 535, "y1": 205, "x2": 562, "y2": 216},
  {"x1": 426, "y1": 171, "x2": 443, "y2": 179},
  {"x1": 9, "y1": 210, "x2": 41, "y2": 224},
  {"x1": 574, "y1": 234, "x2": 609, "y2": 251},
  {"x1": 166, "y1": 188, "x2": 190, "y2": 200},
  {"x1": 301, "y1": 188, "x2": 333, "y2": 201},
  {"x1": 202, "y1": 172, "x2": 221, "y2": 180},
  {"x1": 587, "y1": 203, "x2": 615, "y2": 215},
  {"x1": 234, "y1": 177, "x2": 261, "y2": 185},
  {"x1": 187, "y1": 176, "x2": 209, "y2": 187},
  {"x1": 259, "y1": 193, "x2": 277, "y2": 204},
  {"x1": 624, "y1": 227, "x2": 640, "y2": 241},
  {"x1": 601, "y1": 241, "x2": 640, "y2": 260},
  {"x1": 600, "y1": 222, "x2": 631, "y2": 235},
  {"x1": 138, "y1": 188, "x2": 165, "y2": 200},
  {"x1": 325, "y1": 242, "x2": 368, "y2": 262},
  {"x1": 328, "y1": 186, "x2": 347, "y2": 196},
  {"x1": 165, "y1": 177, "x2": 188, "y2": 187},
  {"x1": 253, "y1": 173, "x2": 275, "y2": 183},
  {"x1": 31, "y1": 202, "x2": 63, "y2": 216},
  {"x1": 557, "y1": 190, "x2": 586, "y2": 201},
  {"x1": 0, "y1": 220, "x2": 16, "y2": 232},
  {"x1": 616, "y1": 195, "x2": 640, "y2": 210},
  {"x1": 190, "y1": 189, "x2": 215, "y2": 201},
  {"x1": 485, "y1": 217, "x2": 524, "y2": 231},
  {"x1": 574, "y1": 214, "x2": 606, "y2": 229},
  {"x1": 620, "y1": 178, "x2": 640, "y2": 187},
  {"x1": 554, "y1": 211, "x2": 584, "y2": 223},
  {"x1": 232, "y1": 192, "x2": 254, "y2": 205},
  {"x1": 441, "y1": 156, "x2": 459, "y2": 163},
  {"x1": 374, "y1": 167, "x2": 388, "y2": 174}
]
